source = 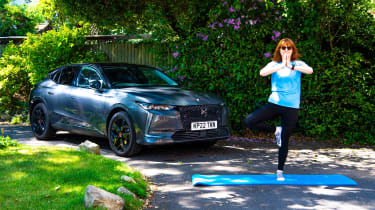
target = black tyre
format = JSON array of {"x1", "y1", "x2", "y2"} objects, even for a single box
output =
[
  {"x1": 108, "y1": 111, "x2": 141, "y2": 157},
  {"x1": 30, "y1": 103, "x2": 55, "y2": 139}
]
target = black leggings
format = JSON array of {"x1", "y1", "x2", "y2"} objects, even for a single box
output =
[{"x1": 244, "y1": 103, "x2": 299, "y2": 170}]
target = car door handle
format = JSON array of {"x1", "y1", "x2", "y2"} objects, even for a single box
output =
[{"x1": 47, "y1": 92, "x2": 54, "y2": 95}]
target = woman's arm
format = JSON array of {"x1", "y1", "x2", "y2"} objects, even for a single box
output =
[
  {"x1": 259, "y1": 62, "x2": 284, "y2": 77},
  {"x1": 294, "y1": 65, "x2": 313, "y2": 74},
  {"x1": 288, "y1": 62, "x2": 313, "y2": 74}
]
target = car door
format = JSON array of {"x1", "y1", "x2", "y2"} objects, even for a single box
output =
[
  {"x1": 69, "y1": 65, "x2": 107, "y2": 136},
  {"x1": 46, "y1": 66, "x2": 79, "y2": 128}
]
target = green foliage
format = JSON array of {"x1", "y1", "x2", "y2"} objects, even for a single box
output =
[
  {"x1": 0, "y1": 27, "x2": 106, "y2": 112},
  {"x1": 10, "y1": 114, "x2": 27, "y2": 124},
  {"x1": 152, "y1": 0, "x2": 375, "y2": 144},
  {"x1": 0, "y1": 136, "x2": 18, "y2": 149},
  {"x1": 1, "y1": 0, "x2": 374, "y2": 145},
  {"x1": 51, "y1": 0, "x2": 221, "y2": 37},
  {"x1": 159, "y1": 0, "x2": 285, "y2": 130},
  {"x1": 0, "y1": 1, "x2": 38, "y2": 36}
]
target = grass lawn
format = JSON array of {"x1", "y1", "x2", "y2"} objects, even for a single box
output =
[{"x1": 0, "y1": 144, "x2": 149, "y2": 209}]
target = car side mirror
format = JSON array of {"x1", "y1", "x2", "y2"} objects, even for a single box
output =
[{"x1": 89, "y1": 80, "x2": 103, "y2": 90}]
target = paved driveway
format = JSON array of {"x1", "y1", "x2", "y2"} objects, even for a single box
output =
[{"x1": 1, "y1": 125, "x2": 375, "y2": 210}]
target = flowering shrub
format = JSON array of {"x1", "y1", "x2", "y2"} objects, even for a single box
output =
[
  {"x1": 153, "y1": 0, "x2": 375, "y2": 144},
  {"x1": 159, "y1": 0, "x2": 284, "y2": 128}
]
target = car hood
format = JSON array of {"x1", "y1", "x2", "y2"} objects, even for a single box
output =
[{"x1": 116, "y1": 86, "x2": 223, "y2": 105}]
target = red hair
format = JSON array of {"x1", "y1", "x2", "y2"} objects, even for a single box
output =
[{"x1": 272, "y1": 38, "x2": 300, "y2": 62}]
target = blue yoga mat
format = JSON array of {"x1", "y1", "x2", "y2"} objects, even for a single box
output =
[{"x1": 192, "y1": 174, "x2": 357, "y2": 186}]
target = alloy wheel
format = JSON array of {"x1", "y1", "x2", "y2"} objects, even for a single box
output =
[
  {"x1": 32, "y1": 107, "x2": 46, "y2": 136},
  {"x1": 110, "y1": 117, "x2": 131, "y2": 153}
]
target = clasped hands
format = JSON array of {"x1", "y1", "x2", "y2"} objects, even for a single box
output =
[{"x1": 281, "y1": 51, "x2": 294, "y2": 70}]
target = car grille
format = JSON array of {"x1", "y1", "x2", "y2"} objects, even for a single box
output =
[
  {"x1": 178, "y1": 104, "x2": 222, "y2": 130},
  {"x1": 171, "y1": 105, "x2": 229, "y2": 141}
]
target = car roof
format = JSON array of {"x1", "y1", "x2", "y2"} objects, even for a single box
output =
[
  {"x1": 86, "y1": 62, "x2": 154, "y2": 68},
  {"x1": 48, "y1": 63, "x2": 159, "y2": 75}
]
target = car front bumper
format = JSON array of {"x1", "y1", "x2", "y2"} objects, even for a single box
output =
[{"x1": 136, "y1": 104, "x2": 231, "y2": 145}]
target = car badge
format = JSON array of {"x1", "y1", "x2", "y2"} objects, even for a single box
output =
[
  {"x1": 201, "y1": 108, "x2": 208, "y2": 117},
  {"x1": 196, "y1": 98, "x2": 200, "y2": 102}
]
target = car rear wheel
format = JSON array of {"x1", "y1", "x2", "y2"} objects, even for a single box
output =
[
  {"x1": 31, "y1": 103, "x2": 55, "y2": 139},
  {"x1": 108, "y1": 111, "x2": 141, "y2": 157}
]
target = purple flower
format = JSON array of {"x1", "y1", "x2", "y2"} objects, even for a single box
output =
[
  {"x1": 264, "y1": 52, "x2": 272, "y2": 58},
  {"x1": 229, "y1": 6, "x2": 235, "y2": 12},
  {"x1": 228, "y1": 19, "x2": 235, "y2": 24},
  {"x1": 180, "y1": 76, "x2": 186, "y2": 80},
  {"x1": 234, "y1": 25, "x2": 240, "y2": 30},
  {"x1": 173, "y1": 52, "x2": 179, "y2": 58},
  {"x1": 202, "y1": 35, "x2": 208, "y2": 41},
  {"x1": 273, "y1": 30, "x2": 281, "y2": 38},
  {"x1": 172, "y1": 67, "x2": 178, "y2": 71},
  {"x1": 219, "y1": 23, "x2": 223, "y2": 28},
  {"x1": 223, "y1": 1, "x2": 228, "y2": 5},
  {"x1": 236, "y1": 18, "x2": 241, "y2": 25}
]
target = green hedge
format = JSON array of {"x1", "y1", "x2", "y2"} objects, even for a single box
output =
[
  {"x1": 0, "y1": 27, "x2": 106, "y2": 112},
  {"x1": 153, "y1": 0, "x2": 375, "y2": 144}
]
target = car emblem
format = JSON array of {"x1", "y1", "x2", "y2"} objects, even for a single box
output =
[
  {"x1": 201, "y1": 108, "x2": 208, "y2": 117},
  {"x1": 196, "y1": 98, "x2": 200, "y2": 102}
]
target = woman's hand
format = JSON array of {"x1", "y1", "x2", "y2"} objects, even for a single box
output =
[{"x1": 282, "y1": 51, "x2": 292, "y2": 68}]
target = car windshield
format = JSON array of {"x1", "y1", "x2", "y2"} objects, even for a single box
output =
[{"x1": 102, "y1": 66, "x2": 178, "y2": 88}]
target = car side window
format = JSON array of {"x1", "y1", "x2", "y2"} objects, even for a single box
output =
[
  {"x1": 77, "y1": 67, "x2": 102, "y2": 88},
  {"x1": 59, "y1": 67, "x2": 78, "y2": 86}
]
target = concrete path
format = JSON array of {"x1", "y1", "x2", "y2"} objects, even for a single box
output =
[{"x1": 2, "y1": 125, "x2": 375, "y2": 210}]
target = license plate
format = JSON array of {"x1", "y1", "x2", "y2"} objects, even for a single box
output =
[{"x1": 191, "y1": 121, "x2": 217, "y2": 131}]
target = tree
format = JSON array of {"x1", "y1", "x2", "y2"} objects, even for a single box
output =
[
  {"x1": 0, "y1": 0, "x2": 38, "y2": 36},
  {"x1": 50, "y1": 0, "x2": 221, "y2": 38}
]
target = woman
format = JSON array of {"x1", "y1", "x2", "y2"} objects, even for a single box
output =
[{"x1": 244, "y1": 38, "x2": 313, "y2": 181}]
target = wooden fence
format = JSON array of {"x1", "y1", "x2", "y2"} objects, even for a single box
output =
[
  {"x1": 89, "y1": 41, "x2": 156, "y2": 66},
  {"x1": 0, "y1": 35, "x2": 171, "y2": 67}
]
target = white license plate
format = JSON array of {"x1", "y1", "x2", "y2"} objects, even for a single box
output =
[{"x1": 191, "y1": 121, "x2": 217, "y2": 131}]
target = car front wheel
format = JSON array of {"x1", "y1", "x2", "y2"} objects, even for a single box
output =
[
  {"x1": 108, "y1": 111, "x2": 141, "y2": 157},
  {"x1": 31, "y1": 103, "x2": 55, "y2": 139}
]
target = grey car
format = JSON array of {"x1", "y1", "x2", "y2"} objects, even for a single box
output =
[{"x1": 29, "y1": 63, "x2": 231, "y2": 156}]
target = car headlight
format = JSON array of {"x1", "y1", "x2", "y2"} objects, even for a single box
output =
[{"x1": 137, "y1": 102, "x2": 175, "y2": 111}]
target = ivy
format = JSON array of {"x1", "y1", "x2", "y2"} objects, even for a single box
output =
[{"x1": 151, "y1": 0, "x2": 375, "y2": 144}]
